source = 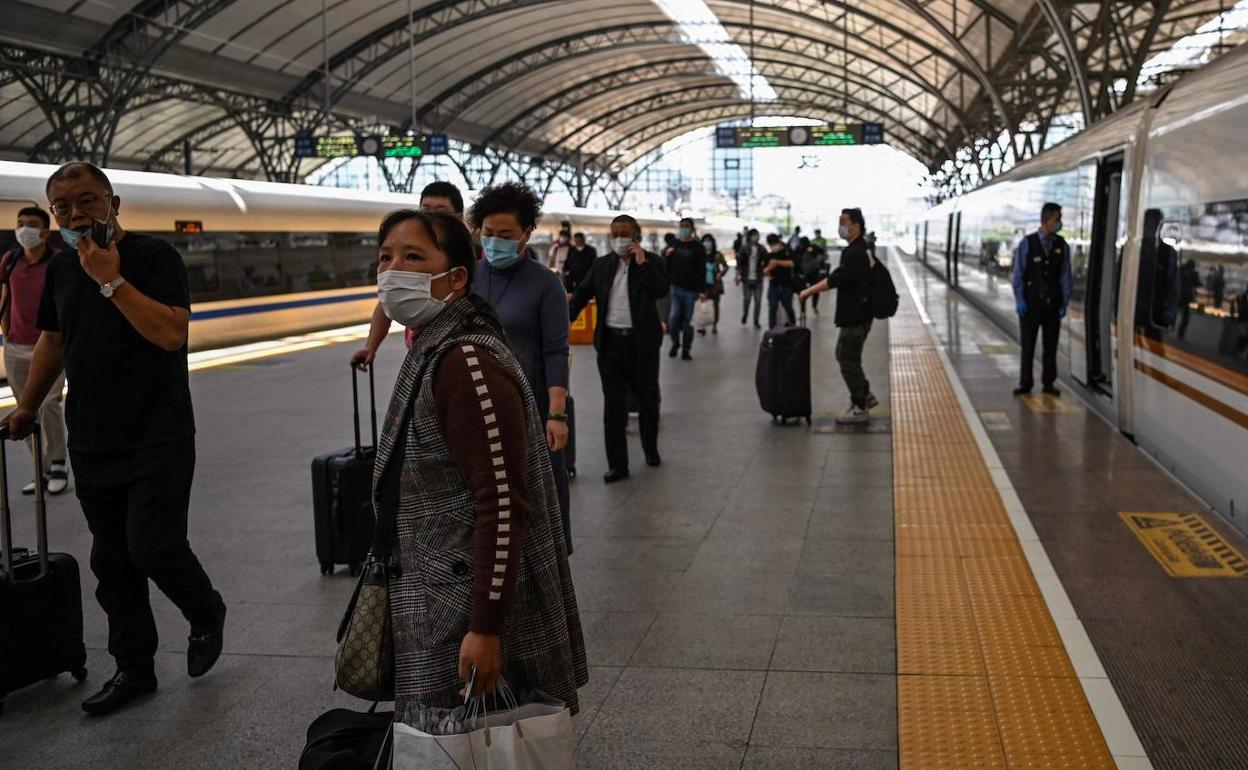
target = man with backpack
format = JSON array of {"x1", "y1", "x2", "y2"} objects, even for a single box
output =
[{"x1": 799, "y1": 208, "x2": 881, "y2": 424}]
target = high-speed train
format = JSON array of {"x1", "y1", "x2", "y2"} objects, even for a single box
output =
[
  {"x1": 917, "y1": 43, "x2": 1248, "y2": 533},
  {"x1": 0, "y1": 161, "x2": 707, "y2": 371}
]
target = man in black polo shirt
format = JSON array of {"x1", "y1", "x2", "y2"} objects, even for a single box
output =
[
  {"x1": 1, "y1": 162, "x2": 226, "y2": 716},
  {"x1": 800, "y1": 207, "x2": 879, "y2": 424}
]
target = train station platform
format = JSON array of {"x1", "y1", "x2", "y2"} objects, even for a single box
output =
[{"x1": 2, "y1": 250, "x2": 1246, "y2": 769}]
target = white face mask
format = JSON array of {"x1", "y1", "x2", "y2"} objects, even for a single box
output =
[
  {"x1": 610, "y1": 237, "x2": 633, "y2": 257},
  {"x1": 377, "y1": 269, "x2": 453, "y2": 329},
  {"x1": 838, "y1": 224, "x2": 850, "y2": 240},
  {"x1": 14, "y1": 226, "x2": 44, "y2": 250}
]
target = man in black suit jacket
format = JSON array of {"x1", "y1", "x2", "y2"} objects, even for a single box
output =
[{"x1": 569, "y1": 214, "x2": 670, "y2": 483}]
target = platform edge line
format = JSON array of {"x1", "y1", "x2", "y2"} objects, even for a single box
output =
[{"x1": 891, "y1": 247, "x2": 1153, "y2": 768}]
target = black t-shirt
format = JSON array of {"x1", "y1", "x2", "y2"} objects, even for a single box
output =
[
  {"x1": 667, "y1": 240, "x2": 709, "y2": 292},
  {"x1": 765, "y1": 248, "x2": 794, "y2": 287},
  {"x1": 38, "y1": 232, "x2": 195, "y2": 454}
]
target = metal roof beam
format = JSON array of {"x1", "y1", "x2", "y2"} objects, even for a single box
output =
[{"x1": 480, "y1": 53, "x2": 952, "y2": 157}]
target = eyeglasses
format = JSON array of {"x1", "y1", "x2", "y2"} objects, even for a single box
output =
[{"x1": 49, "y1": 193, "x2": 110, "y2": 218}]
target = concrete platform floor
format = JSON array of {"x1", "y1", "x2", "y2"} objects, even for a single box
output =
[{"x1": 0, "y1": 282, "x2": 896, "y2": 769}]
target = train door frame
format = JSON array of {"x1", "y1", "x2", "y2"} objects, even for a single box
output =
[
  {"x1": 952, "y1": 211, "x2": 962, "y2": 286},
  {"x1": 1085, "y1": 153, "x2": 1125, "y2": 398},
  {"x1": 921, "y1": 221, "x2": 929, "y2": 263},
  {"x1": 944, "y1": 213, "x2": 955, "y2": 283}
]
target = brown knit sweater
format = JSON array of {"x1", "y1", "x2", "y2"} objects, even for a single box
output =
[{"x1": 432, "y1": 344, "x2": 530, "y2": 635}]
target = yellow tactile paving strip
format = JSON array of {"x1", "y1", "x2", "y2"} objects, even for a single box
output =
[{"x1": 891, "y1": 298, "x2": 1114, "y2": 769}]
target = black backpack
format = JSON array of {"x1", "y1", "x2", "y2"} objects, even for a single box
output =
[{"x1": 868, "y1": 246, "x2": 899, "y2": 319}]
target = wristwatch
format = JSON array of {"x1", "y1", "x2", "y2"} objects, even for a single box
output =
[
  {"x1": 99, "y1": 276, "x2": 127, "y2": 298},
  {"x1": 548, "y1": 413, "x2": 569, "y2": 423}
]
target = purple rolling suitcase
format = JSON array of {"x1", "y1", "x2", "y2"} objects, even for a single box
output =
[{"x1": 756, "y1": 325, "x2": 812, "y2": 425}]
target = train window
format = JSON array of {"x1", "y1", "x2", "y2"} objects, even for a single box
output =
[{"x1": 1136, "y1": 198, "x2": 1247, "y2": 377}]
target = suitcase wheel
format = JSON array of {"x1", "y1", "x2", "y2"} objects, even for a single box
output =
[
  {"x1": 320, "y1": 562, "x2": 335, "y2": 576},
  {"x1": 348, "y1": 562, "x2": 363, "y2": 577},
  {"x1": 567, "y1": 466, "x2": 577, "y2": 479},
  {"x1": 72, "y1": 667, "x2": 88, "y2": 682}
]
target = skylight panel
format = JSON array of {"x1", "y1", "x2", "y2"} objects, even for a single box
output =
[{"x1": 653, "y1": 0, "x2": 777, "y2": 100}]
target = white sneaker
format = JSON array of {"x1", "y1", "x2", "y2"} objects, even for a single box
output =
[
  {"x1": 836, "y1": 406, "x2": 870, "y2": 424},
  {"x1": 865, "y1": 392, "x2": 880, "y2": 410},
  {"x1": 46, "y1": 463, "x2": 69, "y2": 495},
  {"x1": 22, "y1": 479, "x2": 38, "y2": 496}
]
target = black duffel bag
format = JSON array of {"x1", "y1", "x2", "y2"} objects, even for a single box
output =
[{"x1": 300, "y1": 707, "x2": 393, "y2": 770}]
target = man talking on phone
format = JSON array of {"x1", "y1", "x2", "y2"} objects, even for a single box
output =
[
  {"x1": 0, "y1": 162, "x2": 226, "y2": 716},
  {"x1": 568, "y1": 214, "x2": 669, "y2": 483}
]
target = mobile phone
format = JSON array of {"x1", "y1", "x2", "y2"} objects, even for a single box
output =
[{"x1": 91, "y1": 219, "x2": 110, "y2": 247}]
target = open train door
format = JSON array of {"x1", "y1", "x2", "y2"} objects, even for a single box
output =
[{"x1": 1083, "y1": 153, "x2": 1125, "y2": 398}]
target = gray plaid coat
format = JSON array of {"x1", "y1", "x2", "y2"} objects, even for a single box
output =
[{"x1": 372, "y1": 296, "x2": 588, "y2": 718}]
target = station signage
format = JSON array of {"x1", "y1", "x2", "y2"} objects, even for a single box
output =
[
  {"x1": 293, "y1": 133, "x2": 449, "y2": 159},
  {"x1": 715, "y1": 123, "x2": 885, "y2": 148}
]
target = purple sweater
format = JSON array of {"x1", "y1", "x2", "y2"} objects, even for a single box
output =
[{"x1": 472, "y1": 252, "x2": 570, "y2": 415}]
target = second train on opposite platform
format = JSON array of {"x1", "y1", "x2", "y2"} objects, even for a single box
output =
[
  {"x1": 918, "y1": 43, "x2": 1248, "y2": 533},
  {"x1": 0, "y1": 160, "x2": 740, "y2": 371}
]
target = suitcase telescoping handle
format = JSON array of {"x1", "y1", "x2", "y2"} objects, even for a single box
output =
[
  {"x1": 0, "y1": 423, "x2": 49, "y2": 583},
  {"x1": 349, "y1": 363, "x2": 378, "y2": 454}
]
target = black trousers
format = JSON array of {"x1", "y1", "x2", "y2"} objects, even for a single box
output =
[
  {"x1": 597, "y1": 332, "x2": 660, "y2": 471},
  {"x1": 73, "y1": 439, "x2": 221, "y2": 675},
  {"x1": 1019, "y1": 309, "x2": 1061, "y2": 390}
]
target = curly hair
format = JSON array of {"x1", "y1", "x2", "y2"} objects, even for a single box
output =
[{"x1": 468, "y1": 181, "x2": 543, "y2": 230}]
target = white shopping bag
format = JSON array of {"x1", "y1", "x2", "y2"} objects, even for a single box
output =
[
  {"x1": 692, "y1": 298, "x2": 715, "y2": 329},
  {"x1": 392, "y1": 701, "x2": 574, "y2": 770}
]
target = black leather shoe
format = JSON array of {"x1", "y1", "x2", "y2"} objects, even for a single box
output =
[
  {"x1": 669, "y1": 345, "x2": 678, "y2": 358},
  {"x1": 603, "y1": 468, "x2": 630, "y2": 484},
  {"x1": 81, "y1": 670, "x2": 157, "y2": 716},
  {"x1": 645, "y1": 452, "x2": 662, "y2": 467},
  {"x1": 1012, "y1": 386, "x2": 1031, "y2": 396},
  {"x1": 1042, "y1": 386, "x2": 1061, "y2": 397},
  {"x1": 681, "y1": 351, "x2": 692, "y2": 361},
  {"x1": 188, "y1": 596, "x2": 227, "y2": 678}
]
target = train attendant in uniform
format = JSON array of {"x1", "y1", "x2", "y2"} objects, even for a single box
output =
[
  {"x1": 1011, "y1": 202, "x2": 1073, "y2": 396},
  {"x1": 468, "y1": 182, "x2": 573, "y2": 554},
  {"x1": 1, "y1": 162, "x2": 226, "y2": 716},
  {"x1": 1, "y1": 205, "x2": 70, "y2": 495},
  {"x1": 370, "y1": 208, "x2": 587, "y2": 717},
  {"x1": 352, "y1": 181, "x2": 465, "y2": 370},
  {"x1": 568, "y1": 215, "x2": 669, "y2": 483}
]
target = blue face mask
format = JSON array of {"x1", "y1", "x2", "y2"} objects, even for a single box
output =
[
  {"x1": 1052, "y1": 220, "x2": 1063, "y2": 234},
  {"x1": 678, "y1": 227, "x2": 692, "y2": 240},
  {"x1": 481, "y1": 235, "x2": 522, "y2": 269},
  {"x1": 59, "y1": 219, "x2": 114, "y2": 250}
]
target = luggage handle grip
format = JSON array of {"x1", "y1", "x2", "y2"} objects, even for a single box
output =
[
  {"x1": 349, "y1": 363, "x2": 378, "y2": 455},
  {"x1": 0, "y1": 422, "x2": 49, "y2": 583}
]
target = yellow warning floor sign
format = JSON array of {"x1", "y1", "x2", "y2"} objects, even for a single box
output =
[{"x1": 1120, "y1": 512, "x2": 1248, "y2": 578}]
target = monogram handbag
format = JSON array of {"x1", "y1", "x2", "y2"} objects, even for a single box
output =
[{"x1": 334, "y1": 416, "x2": 405, "y2": 701}]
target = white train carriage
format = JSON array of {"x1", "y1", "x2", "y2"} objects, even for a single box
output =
[
  {"x1": 916, "y1": 44, "x2": 1248, "y2": 534},
  {"x1": 0, "y1": 161, "x2": 681, "y2": 371}
]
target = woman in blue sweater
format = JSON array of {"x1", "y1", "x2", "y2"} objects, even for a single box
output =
[{"x1": 469, "y1": 183, "x2": 573, "y2": 553}]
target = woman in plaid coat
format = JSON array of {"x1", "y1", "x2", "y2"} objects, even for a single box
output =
[{"x1": 368, "y1": 209, "x2": 588, "y2": 719}]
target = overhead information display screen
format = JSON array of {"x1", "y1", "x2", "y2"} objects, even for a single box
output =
[
  {"x1": 294, "y1": 133, "x2": 449, "y2": 159},
  {"x1": 715, "y1": 123, "x2": 885, "y2": 148}
]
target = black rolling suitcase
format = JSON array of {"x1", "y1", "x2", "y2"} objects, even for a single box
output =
[
  {"x1": 756, "y1": 325, "x2": 812, "y2": 425},
  {"x1": 312, "y1": 366, "x2": 377, "y2": 577},
  {"x1": 0, "y1": 424, "x2": 88, "y2": 715}
]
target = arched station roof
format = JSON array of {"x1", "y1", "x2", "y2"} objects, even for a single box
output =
[{"x1": 0, "y1": 0, "x2": 1240, "y2": 183}]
